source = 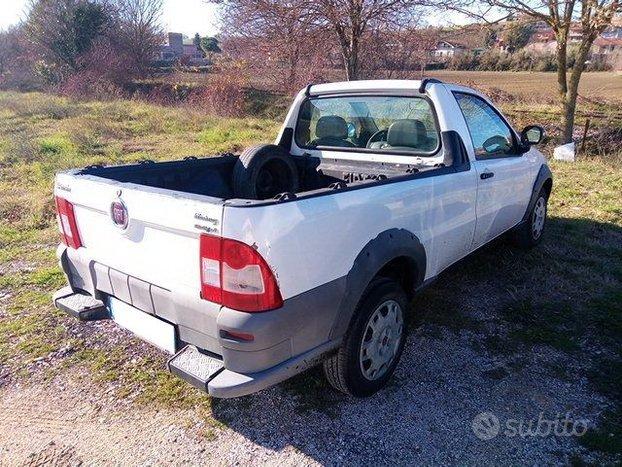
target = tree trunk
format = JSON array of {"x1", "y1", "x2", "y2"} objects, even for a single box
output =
[
  {"x1": 335, "y1": 31, "x2": 355, "y2": 81},
  {"x1": 561, "y1": 37, "x2": 593, "y2": 143},
  {"x1": 561, "y1": 93, "x2": 577, "y2": 144},
  {"x1": 346, "y1": 35, "x2": 360, "y2": 80},
  {"x1": 554, "y1": 33, "x2": 572, "y2": 143}
]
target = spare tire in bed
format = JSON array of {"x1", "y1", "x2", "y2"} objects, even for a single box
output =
[{"x1": 232, "y1": 144, "x2": 299, "y2": 200}]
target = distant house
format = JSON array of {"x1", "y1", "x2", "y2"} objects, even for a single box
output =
[
  {"x1": 593, "y1": 36, "x2": 622, "y2": 70},
  {"x1": 156, "y1": 32, "x2": 209, "y2": 66},
  {"x1": 602, "y1": 26, "x2": 622, "y2": 39},
  {"x1": 531, "y1": 20, "x2": 550, "y2": 31},
  {"x1": 158, "y1": 32, "x2": 183, "y2": 61},
  {"x1": 593, "y1": 37, "x2": 622, "y2": 54},
  {"x1": 431, "y1": 41, "x2": 467, "y2": 60},
  {"x1": 568, "y1": 27, "x2": 583, "y2": 43},
  {"x1": 183, "y1": 44, "x2": 205, "y2": 61},
  {"x1": 524, "y1": 30, "x2": 557, "y2": 54}
]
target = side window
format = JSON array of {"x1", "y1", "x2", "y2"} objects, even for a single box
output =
[{"x1": 454, "y1": 93, "x2": 515, "y2": 158}]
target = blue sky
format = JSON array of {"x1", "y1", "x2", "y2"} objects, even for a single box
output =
[{"x1": 0, "y1": 0, "x2": 220, "y2": 36}]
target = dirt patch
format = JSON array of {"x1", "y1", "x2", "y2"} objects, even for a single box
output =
[{"x1": 0, "y1": 377, "x2": 218, "y2": 466}]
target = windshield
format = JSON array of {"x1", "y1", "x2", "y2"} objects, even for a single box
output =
[{"x1": 295, "y1": 95, "x2": 439, "y2": 155}]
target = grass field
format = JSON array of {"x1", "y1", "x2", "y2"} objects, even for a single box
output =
[
  {"x1": 163, "y1": 70, "x2": 622, "y2": 103},
  {"x1": 429, "y1": 70, "x2": 622, "y2": 102},
  {"x1": 0, "y1": 90, "x2": 621, "y2": 462}
]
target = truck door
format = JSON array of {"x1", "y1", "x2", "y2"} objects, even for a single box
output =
[{"x1": 453, "y1": 92, "x2": 533, "y2": 248}]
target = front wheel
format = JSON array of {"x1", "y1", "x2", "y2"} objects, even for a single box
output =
[
  {"x1": 323, "y1": 278, "x2": 408, "y2": 397},
  {"x1": 512, "y1": 189, "x2": 548, "y2": 248}
]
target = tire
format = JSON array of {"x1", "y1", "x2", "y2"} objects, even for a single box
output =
[
  {"x1": 512, "y1": 188, "x2": 548, "y2": 248},
  {"x1": 323, "y1": 278, "x2": 408, "y2": 397},
  {"x1": 232, "y1": 144, "x2": 299, "y2": 200}
]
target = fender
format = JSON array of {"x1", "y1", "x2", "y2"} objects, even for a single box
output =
[
  {"x1": 521, "y1": 163, "x2": 553, "y2": 223},
  {"x1": 329, "y1": 228, "x2": 426, "y2": 340}
]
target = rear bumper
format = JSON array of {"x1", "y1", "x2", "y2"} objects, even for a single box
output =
[
  {"x1": 206, "y1": 339, "x2": 339, "y2": 397},
  {"x1": 55, "y1": 244, "x2": 345, "y2": 396},
  {"x1": 53, "y1": 285, "x2": 339, "y2": 397},
  {"x1": 167, "y1": 340, "x2": 339, "y2": 398}
]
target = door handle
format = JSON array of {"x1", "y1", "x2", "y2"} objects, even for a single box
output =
[{"x1": 480, "y1": 171, "x2": 494, "y2": 180}]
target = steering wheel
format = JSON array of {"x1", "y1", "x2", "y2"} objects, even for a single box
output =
[{"x1": 366, "y1": 129, "x2": 388, "y2": 148}]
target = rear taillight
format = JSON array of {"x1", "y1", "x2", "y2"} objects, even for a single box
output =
[
  {"x1": 200, "y1": 234, "x2": 283, "y2": 312},
  {"x1": 55, "y1": 196, "x2": 82, "y2": 249}
]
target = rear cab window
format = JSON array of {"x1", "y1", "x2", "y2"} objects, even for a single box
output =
[{"x1": 295, "y1": 95, "x2": 440, "y2": 156}]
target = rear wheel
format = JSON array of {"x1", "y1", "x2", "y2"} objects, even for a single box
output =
[{"x1": 323, "y1": 278, "x2": 408, "y2": 397}]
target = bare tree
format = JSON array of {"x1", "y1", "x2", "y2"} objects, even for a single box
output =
[
  {"x1": 217, "y1": 0, "x2": 331, "y2": 91},
  {"x1": 0, "y1": 31, "x2": 11, "y2": 75},
  {"x1": 113, "y1": 0, "x2": 164, "y2": 74},
  {"x1": 301, "y1": 0, "x2": 426, "y2": 80},
  {"x1": 212, "y1": 0, "x2": 425, "y2": 81},
  {"x1": 447, "y1": 0, "x2": 620, "y2": 143},
  {"x1": 362, "y1": 25, "x2": 439, "y2": 78},
  {"x1": 0, "y1": 26, "x2": 43, "y2": 90}
]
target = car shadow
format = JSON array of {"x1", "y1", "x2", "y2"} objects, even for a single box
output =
[{"x1": 209, "y1": 216, "x2": 622, "y2": 464}]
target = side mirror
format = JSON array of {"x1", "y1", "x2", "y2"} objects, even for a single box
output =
[
  {"x1": 482, "y1": 135, "x2": 512, "y2": 154},
  {"x1": 521, "y1": 125, "x2": 545, "y2": 146}
]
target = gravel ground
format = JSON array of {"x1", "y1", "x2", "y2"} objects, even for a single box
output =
[
  {"x1": 1, "y1": 236, "x2": 618, "y2": 465},
  {"x1": 0, "y1": 304, "x2": 611, "y2": 465}
]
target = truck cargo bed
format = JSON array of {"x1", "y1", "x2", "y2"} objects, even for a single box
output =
[{"x1": 74, "y1": 153, "x2": 434, "y2": 201}]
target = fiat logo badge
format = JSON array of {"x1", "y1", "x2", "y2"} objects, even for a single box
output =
[{"x1": 110, "y1": 198, "x2": 128, "y2": 229}]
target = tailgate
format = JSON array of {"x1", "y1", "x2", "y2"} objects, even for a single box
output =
[{"x1": 54, "y1": 172, "x2": 224, "y2": 294}]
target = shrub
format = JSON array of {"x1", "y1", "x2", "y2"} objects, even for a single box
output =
[
  {"x1": 188, "y1": 73, "x2": 246, "y2": 118},
  {"x1": 532, "y1": 54, "x2": 556, "y2": 72},
  {"x1": 446, "y1": 48, "x2": 610, "y2": 72},
  {"x1": 477, "y1": 50, "x2": 511, "y2": 71},
  {"x1": 56, "y1": 39, "x2": 137, "y2": 100},
  {"x1": 141, "y1": 83, "x2": 195, "y2": 105},
  {"x1": 449, "y1": 52, "x2": 479, "y2": 70},
  {"x1": 59, "y1": 72, "x2": 125, "y2": 100}
]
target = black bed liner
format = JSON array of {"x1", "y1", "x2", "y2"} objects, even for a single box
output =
[{"x1": 77, "y1": 130, "x2": 469, "y2": 206}]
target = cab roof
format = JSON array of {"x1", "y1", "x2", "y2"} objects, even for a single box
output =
[{"x1": 306, "y1": 79, "x2": 444, "y2": 96}]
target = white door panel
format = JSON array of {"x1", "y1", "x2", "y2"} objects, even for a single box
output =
[
  {"x1": 451, "y1": 91, "x2": 535, "y2": 248},
  {"x1": 472, "y1": 156, "x2": 533, "y2": 247}
]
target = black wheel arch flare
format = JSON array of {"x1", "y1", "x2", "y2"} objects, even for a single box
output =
[
  {"x1": 521, "y1": 164, "x2": 553, "y2": 223},
  {"x1": 329, "y1": 228, "x2": 426, "y2": 340}
]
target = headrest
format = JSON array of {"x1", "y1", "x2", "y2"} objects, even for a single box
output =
[
  {"x1": 387, "y1": 119, "x2": 427, "y2": 148},
  {"x1": 316, "y1": 116, "x2": 348, "y2": 139}
]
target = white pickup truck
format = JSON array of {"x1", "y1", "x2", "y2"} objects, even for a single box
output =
[{"x1": 53, "y1": 79, "x2": 552, "y2": 398}]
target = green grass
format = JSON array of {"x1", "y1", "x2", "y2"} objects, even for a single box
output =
[
  {"x1": 0, "y1": 90, "x2": 620, "y2": 455},
  {"x1": 0, "y1": 91, "x2": 280, "y2": 414}
]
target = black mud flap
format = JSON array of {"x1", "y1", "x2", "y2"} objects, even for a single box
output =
[
  {"x1": 53, "y1": 286, "x2": 109, "y2": 321},
  {"x1": 167, "y1": 345, "x2": 225, "y2": 393}
]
